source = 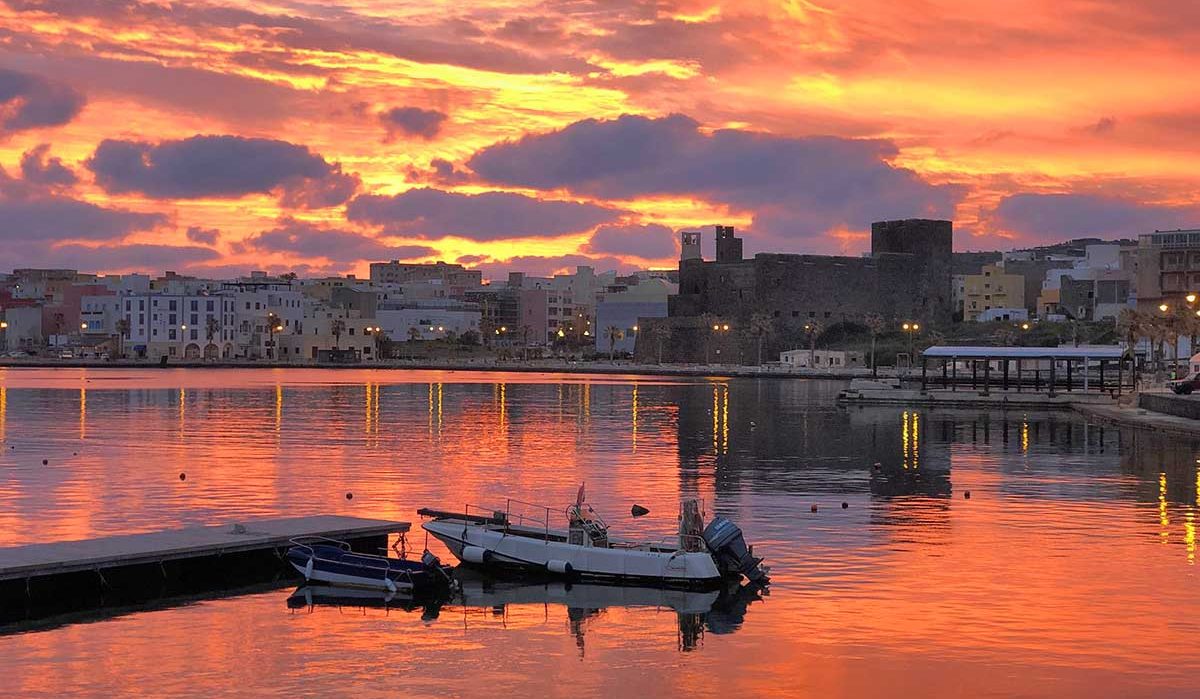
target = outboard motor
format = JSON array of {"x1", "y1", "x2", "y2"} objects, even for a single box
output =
[{"x1": 702, "y1": 516, "x2": 769, "y2": 583}]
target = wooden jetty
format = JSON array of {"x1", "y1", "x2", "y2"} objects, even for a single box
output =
[{"x1": 0, "y1": 515, "x2": 411, "y2": 623}]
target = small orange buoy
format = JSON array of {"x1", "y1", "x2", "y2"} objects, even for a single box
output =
[
  {"x1": 810, "y1": 504, "x2": 818, "y2": 513},
  {"x1": 841, "y1": 502, "x2": 848, "y2": 509},
  {"x1": 179, "y1": 473, "x2": 186, "y2": 481},
  {"x1": 42, "y1": 459, "x2": 48, "y2": 465},
  {"x1": 964, "y1": 490, "x2": 971, "y2": 499},
  {"x1": 346, "y1": 492, "x2": 354, "y2": 500}
]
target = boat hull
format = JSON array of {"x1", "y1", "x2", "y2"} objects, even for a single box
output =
[
  {"x1": 422, "y1": 520, "x2": 724, "y2": 589},
  {"x1": 286, "y1": 545, "x2": 447, "y2": 592}
]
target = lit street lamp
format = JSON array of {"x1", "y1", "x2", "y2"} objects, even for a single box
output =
[{"x1": 902, "y1": 322, "x2": 921, "y2": 371}]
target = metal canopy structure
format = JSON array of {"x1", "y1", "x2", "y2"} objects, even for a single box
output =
[
  {"x1": 922, "y1": 345, "x2": 1124, "y2": 360},
  {"x1": 918, "y1": 345, "x2": 1131, "y2": 395}
]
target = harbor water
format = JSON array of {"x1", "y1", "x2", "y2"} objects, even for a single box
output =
[{"x1": 0, "y1": 368, "x2": 1197, "y2": 698}]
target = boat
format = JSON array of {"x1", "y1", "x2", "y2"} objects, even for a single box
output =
[
  {"x1": 418, "y1": 489, "x2": 768, "y2": 589},
  {"x1": 285, "y1": 537, "x2": 452, "y2": 593}
]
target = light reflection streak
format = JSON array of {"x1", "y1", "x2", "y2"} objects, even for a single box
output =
[
  {"x1": 79, "y1": 386, "x2": 86, "y2": 440},
  {"x1": 274, "y1": 383, "x2": 282, "y2": 436},
  {"x1": 1159, "y1": 472, "x2": 1169, "y2": 544},
  {"x1": 1021, "y1": 419, "x2": 1029, "y2": 454},
  {"x1": 631, "y1": 384, "x2": 638, "y2": 453},
  {"x1": 0, "y1": 385, "x2": 6, "y2": 442}
]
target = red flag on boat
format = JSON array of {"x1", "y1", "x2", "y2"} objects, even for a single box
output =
[{"x1": 576, "y1": 482, "x2": 586, "y2": 507}]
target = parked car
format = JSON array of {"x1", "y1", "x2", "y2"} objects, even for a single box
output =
[
  {"x1": 1169, "y1": 372, "x2": 1200, "y2": 395},
  {"x1": 58, "y1": 350, "x2": 74, "y2": 359}
]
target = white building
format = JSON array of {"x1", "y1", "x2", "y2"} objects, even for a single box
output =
[
  {"x1": 122, "y1": 293, "x2": 237, "y2": 360},
  {"x1": 278, "y1": 306, "x2": 378, "y2": 362},
  {"x1": 780, "y1": 349, "x2": 865, "y2": 368},
  {"x1": 376, "y1": 300, "x2": 481, "y2": 341}
]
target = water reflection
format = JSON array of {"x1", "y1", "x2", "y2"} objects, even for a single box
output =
[
  {"x1": 1, "y1": 369, "x2": 1200, "y2": 696},
  {"x1": 287, "y1": 575, "x2": 766, "y2": 655}
]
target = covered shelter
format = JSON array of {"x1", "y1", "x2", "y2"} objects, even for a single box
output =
[{"x1": 920, "y1": 345, "x2": 1131, "y2": 395}]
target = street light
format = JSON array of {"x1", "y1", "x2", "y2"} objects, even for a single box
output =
[
  {"x1": 80, "y1": 322, "x2": 88, "y2": 330},
  {"x1": 1159, "y1": 304, "x2": 1170, "y2": 313},
  {"x1": 1188, "y1": 293, "x2": 1197, "y2": 305},
  {"x1": 1020, "y1": 322, "x2": 1030, "y2": 331},
  {"x1": 902, "y1": 322, "x2": 920, "y2": 370}
]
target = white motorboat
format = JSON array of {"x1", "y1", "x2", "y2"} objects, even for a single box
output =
[{"x1": 418, "y1": 490, "x2": 768, "y2": 589}]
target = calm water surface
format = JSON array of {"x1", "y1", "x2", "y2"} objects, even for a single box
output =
[{"x1": 0, "y1": 367, "x2": 1198, "y2": 698}]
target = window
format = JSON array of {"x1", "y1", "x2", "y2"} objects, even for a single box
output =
[
  {"x1": 190, "y1": 329, "x2": 198, "y2": 341},
  {"x1": 206, "y1": 300, "x2": 214, "y2": 312},
  {"x1": 190, "y1": 314, "x2": 198, "y2": 326},
  {"x1": 824, "y1": 311, "x2": 832, "y2": 318},
  {"x1": 169, "y1": 314, "x2": 177, "y2": 325},
  {"x1": 349, "y1": 328, "x2": 355, "y2": 336},
  {"x1": 169, "y1": 300, "x2": 177, "y2": 311},
  {"x1": 169, "y1": 347, "x2": 176, "y2": 356},
  {"x1": 169, "y1": 329, "x2": 177, "y2": 340},
  {"x1": 190, "y1": 300, "x2": 198, "y2": 311}
]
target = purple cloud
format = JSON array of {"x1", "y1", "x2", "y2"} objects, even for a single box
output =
[
  {"x1": 467, "y1": 114, "x2": 962, "y2": 248},
  {"x1": 346, "y1": 188, "x2": 621, "y2": 241},
  {"x1": 990, "y1": 193, "x2": 1200, "y2": 239},
  {"x1": 0, "y1": 68, "x2": 84, "y2": 132},
  {"x1": 86, "y1": 135, "x2": 358, "y2": 207},
  {"x1": 185, "y1": 225, "x2": 220, "y2": 245},
  {"x1": 19, "y1": 144, "x2": 77, "y2": 187},
  {"x1": 585, "y1": 223, "x2": 677, "y2": 259},
  {"x1": 381, "y1": 107, "x2": 447, "y2": 140},
  {"x1": 0, "y1": 166, "x2": 165, "y2": 243},
  {"x1": 240, "y1": 218, "x2": 436, "y2": 263}
]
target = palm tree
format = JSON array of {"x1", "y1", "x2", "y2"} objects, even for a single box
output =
[
  {"x1": 864, "y1": 313, "x2": 886, "y2": 376},
  {"x1": 700, "y1": 313, "x2": 720, "y2": 365},
  {"x1": 645, "y1": 324, "x2": 669, "y2": 364},
  {"x1": 747, "y1": 313, "x2": 774, "y2": 366},
  {"x1": 331, "y1": 319, "x2": 345, "y2": 350},
  {"x1": 605, "y1": 325, "x2": 623, "y2": 361},
  {"x1": 373, "y1": 328, "x2": 390, "y2": 361},
  {"x1": 803, "y1": 319, "x2": 824, "y2": 365},
  {"x1": 205, "y1": 315, "x2": 220, "y2": 361},
  {"x1": 115, "y1": 317, "x2": 130, "y2": 359}
]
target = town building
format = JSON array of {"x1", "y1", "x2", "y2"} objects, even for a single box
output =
[
  {"x1": 122, "y1": 292, "x2": 238, "y2": 360},
  {"x1": 369, "y1": 261, "x2": 482, "y2": 299},
  {"x1": 277, "y1": 307, "x2": 378, "y2": 362},
  {"x1": 1136, "y1": 229, "x2": 1200, "y2": 312},
  {"x1": 962, "y1": 264, "x2": 1025, "y2": 321},
  {"x1": 594, "y1": 277, "x2": 674, "y2": 354},
  {"x1": 1036, "y1": 243, "x2": 1136, "y2": 321},
  {"x1": 375, "y1": 299, "x2": 482, "y2": 341}
]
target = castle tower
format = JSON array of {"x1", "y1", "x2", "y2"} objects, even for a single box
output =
[
  {"x1": 715, "y1": 225, "x2": 743, "y2": 263},
  {"x1": 681, "y1": 231, "x2": 702, "y2": 262}
]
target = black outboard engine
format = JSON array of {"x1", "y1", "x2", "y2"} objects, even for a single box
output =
[{"x1": 702, "y1": 516, "x2": 769, "y2": 583}]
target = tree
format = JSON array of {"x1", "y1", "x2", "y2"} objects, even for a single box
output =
[
  {"x1": 645, "y1": 324, "x2": 670, "y2": 364},
  {"x1": 803, "y1": 319, "x2": 824, "y2": 364},
  {"x1": 864, "y1": 313, "x2": 886, "y2": 376},
  {"x1": 605, "y1": 325, "x2": 623, "y2": 361},
  {"x1": 700, "y1": 313, "x2": 720, "y2": 364},
  {"x1": 373, "y1": 328, "x2": 390, "y2": 360},
  {"x1": 331, "y1": 319, "x2": 345, "y2": 350},
  {"x1": 266, "y1": 312, "x2": 281, "y2": 359},
  {"x1": 115, "y1": 317, "x2": 130, "y2": 359},
  {"x1": 205, "y1": 315, "x2": 220, "y2": 361},
  {"x1": 746, "y1": 313, "x2": 774, "y2": 366}
]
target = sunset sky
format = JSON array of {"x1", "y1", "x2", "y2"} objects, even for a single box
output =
[{"x1": 1, "y1": 0, "x2": 1198, "y2": 279}]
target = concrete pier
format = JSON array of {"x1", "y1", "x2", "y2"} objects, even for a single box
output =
[{"x1": 0, "y1": 515, "x2": 410, "y2": 624}]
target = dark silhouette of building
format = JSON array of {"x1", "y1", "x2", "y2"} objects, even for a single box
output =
[{"x1": 640, "y1": 220, "x2": 952, "y2": 364}]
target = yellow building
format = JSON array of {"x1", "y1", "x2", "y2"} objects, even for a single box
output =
[{"x1": 962, "y1": 264, "x2": 1025, "y2": 321}]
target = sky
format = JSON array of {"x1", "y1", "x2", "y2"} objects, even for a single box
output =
[{"x1": 0, "y1": 0, "x2": 1198, "y2": 279}]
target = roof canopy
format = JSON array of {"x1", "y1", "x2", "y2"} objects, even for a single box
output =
[{"x1": 922, "y1": 345, "x2": 1124, "y2": 359}]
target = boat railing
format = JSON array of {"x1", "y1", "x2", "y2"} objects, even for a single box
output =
[
  {"x1": 505, "y1": 498, "x2": 553, "y2": 541},
  {"x1": 613, "y1": 533, "x2": 708, "y2": 552},
  {"x1": 288, "y1": 536, "x2": 353, "y2": 554}
]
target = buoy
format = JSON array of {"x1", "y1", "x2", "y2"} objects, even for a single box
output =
[
  {"x1": 631, "y1": 504, "x2": 650, "y2": 517},
  {"x1": 810, "y1": 504, "x2": 818, "y2": 513},
  {"x1": 72, "y1": 452, "x2": 77, "y2": 456},
  {"x1": 346, "y1": 492, "x2": 353, "y2": 500},
  {"x1": 964, "y1": 490, "x2": 971, "y2": 499},
  {"x1": 179, "y1": 472, "x2": 186, "y2": 481},
  {"x1": 872, "y1": 462, "x2": 881, "y2": 470},
  {"x1": 42, "y1": 459, "x2": 48, "y2": 465},
  {"x1": 841, "y1": 502, "x2": 848, "y2": 509}
]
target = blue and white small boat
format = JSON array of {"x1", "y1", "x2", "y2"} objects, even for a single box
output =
[{"x1": 286, "y1": 537, "x2": 452, "y2": 593}]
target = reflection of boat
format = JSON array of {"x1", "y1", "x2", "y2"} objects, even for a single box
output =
[
  {"x1": 286, "y1": 573, "x2": 766, "y2": 652},
  {"x1": 287, "y1": 585, "x2": 445, "y2": 620},
  {"x1": 419, "y1": 491, "x2": 768, "y2": 588},
  {"x1": 285, "y1": 537, "x2": 452, "y2": 593}
]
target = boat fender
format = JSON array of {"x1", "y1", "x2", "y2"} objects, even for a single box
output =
[
  {"x1": 547, "y1": 559, "x2": 573, "y2": 575},
  {"x1": 384, "y1": 576, "x2": 397, "y2": 594},
  {"x1": 461, "y1": 545, "x2": 492, "y2": 564},
  {"x1": 303, "y1": 555, "x2": 314, "y2": 581}
]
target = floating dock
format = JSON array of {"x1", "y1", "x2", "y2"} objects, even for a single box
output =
[{"x1": 0, "y1": 515, "x2": 410, "y2": 624}]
